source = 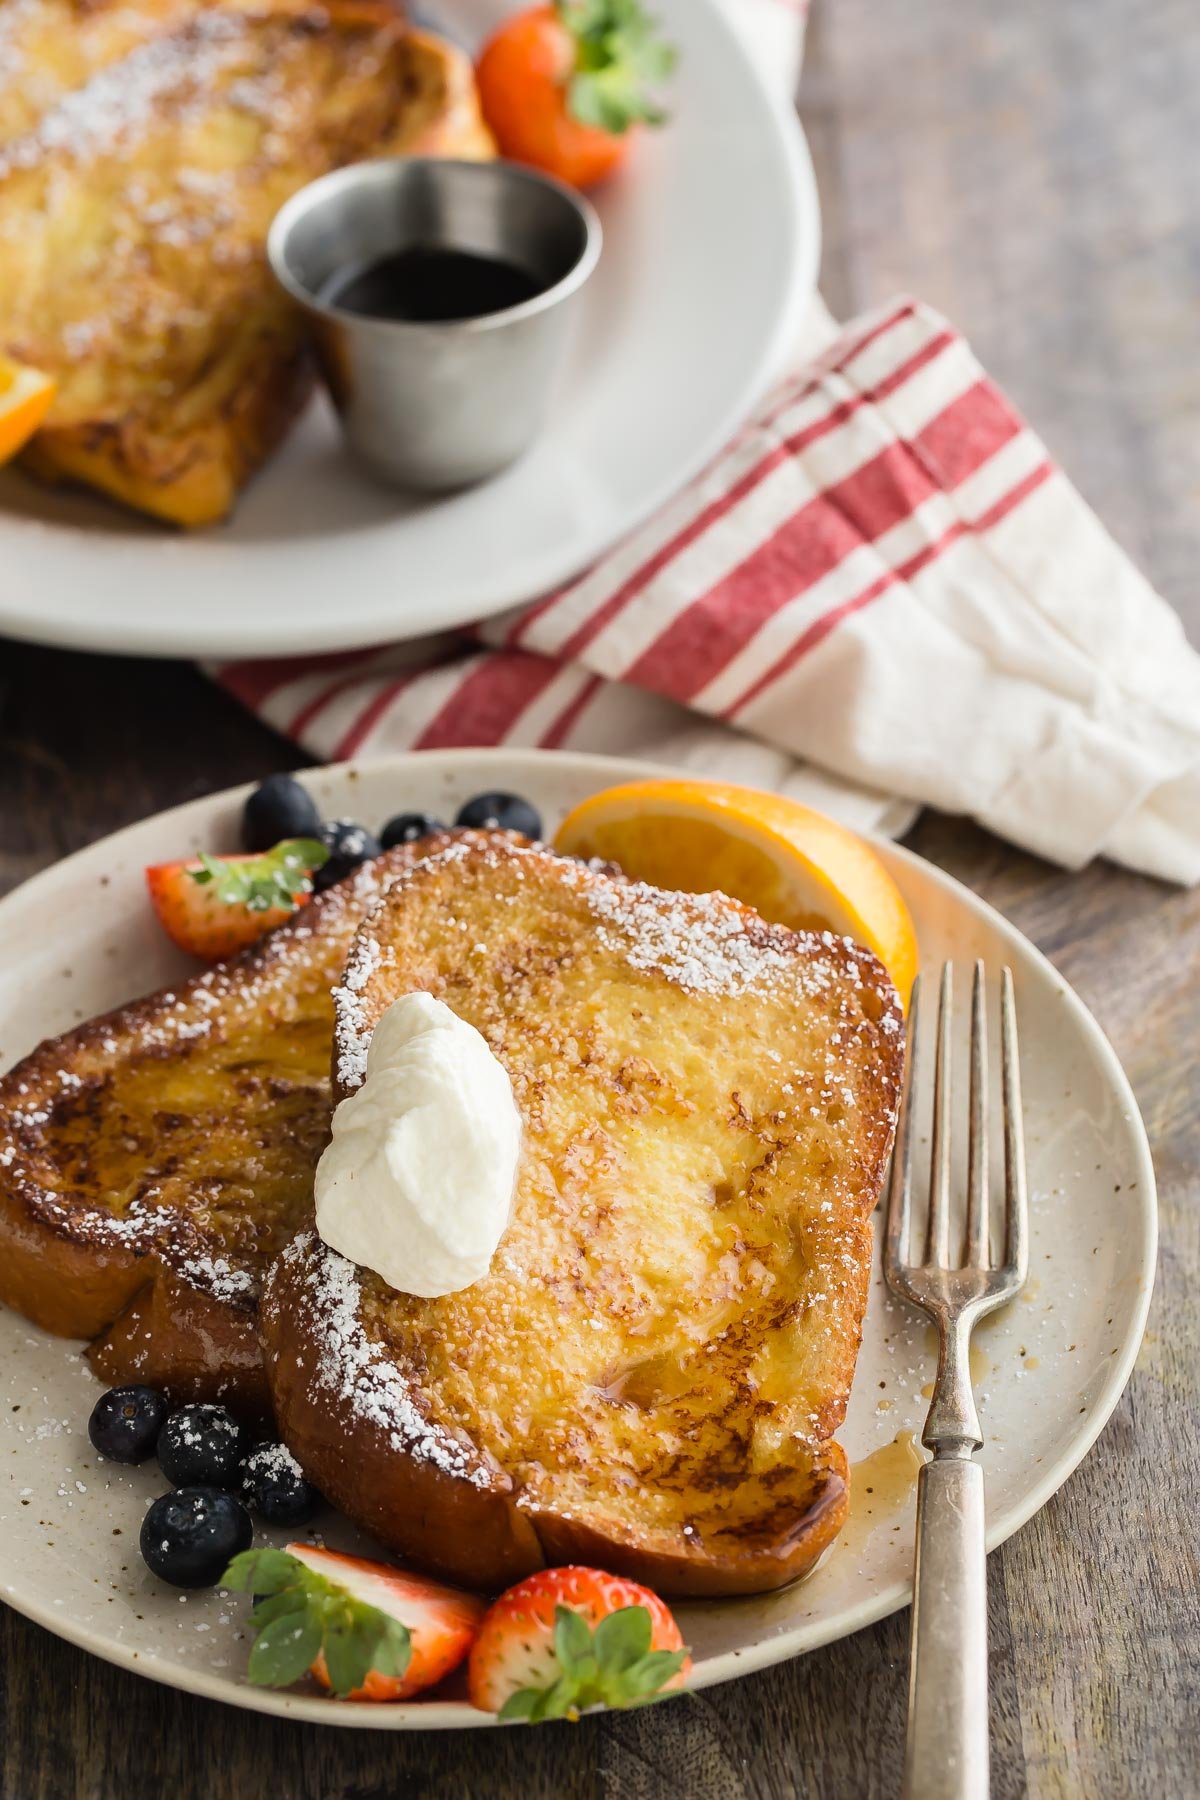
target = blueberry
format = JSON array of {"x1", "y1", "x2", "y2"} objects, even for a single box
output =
[
  {"x1": 241, "y1": 1441, "x2": 320, "y2": 1526},
  {"x1": 157, "y1": 1404, "x2": 245, "y2": 1488},
  {"x1": 454, "y1": 791, "x2": 542, "y2": 839},
  {"x1": 88, "y1": 1385, "x2": 168, "y2": 1464},
  {"x1": 241, "y1": 774, "x2": 321, "y2": 853},
  {"x1": 380, "y1": 811, "x2": 445, "y2": 851},
  {"x1": 313, "y1": 818, "x2": 383, "y2": 892},
  {"x1": 140, "y1": 1486, "x2": 253, "y2": 1588}
]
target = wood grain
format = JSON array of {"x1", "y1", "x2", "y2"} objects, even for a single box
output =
[{"x1": 1, "y1": 0, "x2": 1198, "y2": 1791}]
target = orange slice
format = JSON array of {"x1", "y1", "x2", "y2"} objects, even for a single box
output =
[
  {"x1": 555, "y1": 777, "x2": 919, "y2": 1004},
  {"x1": 0, "y1": 356, "x2": 56, "y2": 464}
]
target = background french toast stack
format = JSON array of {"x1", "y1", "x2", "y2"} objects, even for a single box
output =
[
  {"x1": 263, "y1": 838, "x2": 904, "y2": 1596},
  {"x1": 0, "y1": 0, "x2": 492, "y2": 525}
]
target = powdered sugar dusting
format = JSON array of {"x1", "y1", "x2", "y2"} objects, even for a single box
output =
[
  {"x1": 329, "y1": 835, "x2": 882, "y2": 1093},
  {"x1": 28, "y1": 1191, "x2": 156, "y2": 1247},
  {"x1": 243, "y1": 1439, "x2": 303, "y2": 1482},
  {"x1": 282, "y1": 1232, "x2": 490, "y2": 1487},
  {"x1": 332, "y1": 932, "x2": 383, "y2": 1091},
  {"x1": 587, "y1": 878, "x2": 830, "y2": 999},
  {"x1": 0, "y1": 13, "x2": 253, "y2": 180},
  {"x1": 174, "y1": 1254, "x2": 256, "y2": 1305},
  {"x1": 0, "y1": 0, "x2": 40, "y2": 84}
]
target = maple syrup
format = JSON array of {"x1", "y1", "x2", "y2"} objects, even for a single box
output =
[{"x1": 321, "y1": 246, "x2": 541, "y2": 322}]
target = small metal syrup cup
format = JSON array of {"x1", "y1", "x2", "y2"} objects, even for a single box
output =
[{"x1": 267, "y1": 156, "x2": 601, "y2": 493}]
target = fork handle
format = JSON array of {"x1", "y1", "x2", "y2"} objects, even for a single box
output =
[{"x1": 902, "y1": 1450, "x2": 990, "y2": 1800}]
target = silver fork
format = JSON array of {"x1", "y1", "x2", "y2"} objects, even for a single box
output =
[{"x1": 884, "y1": 962, "x2": 1029, "y2": 1800}]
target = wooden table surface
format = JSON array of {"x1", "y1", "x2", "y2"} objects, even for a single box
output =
[{"x1": 2, "y1": 0, "x2": 1197, "y2": 1793}]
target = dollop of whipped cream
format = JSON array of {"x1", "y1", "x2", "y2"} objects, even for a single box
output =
[{"x1": 314, "y1": 991, "x2": 521, "y2": 1298}]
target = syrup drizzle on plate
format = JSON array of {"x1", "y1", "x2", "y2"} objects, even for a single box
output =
[{"x1": 838, "y1": 1431, "x2": 927, "y2": 1565}]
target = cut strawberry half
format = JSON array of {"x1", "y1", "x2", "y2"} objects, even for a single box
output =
[
  {"x1": 145, "y1": 837, "x2": 325, "y2": 961},
  {"x1": 223, "y1": 1544, "x2": 486, "y2": 1702},
  {"x1": 467, "y1": 1565, "x2": 690, "y2": 1720}
]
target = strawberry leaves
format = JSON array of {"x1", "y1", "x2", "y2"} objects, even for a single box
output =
[
  {"x1": 558, "y1": 0, "x2": 677, "y2": 134},
  {"x1": 248, "y1": 1601, "x2": 324, "y2": 1689},
  {"x1": 189, "y1": 838, "x2": 327, "y2": 915},
  {"x1": 498, "y1": 1603, "x2": 688, "y2": 1722},
  {"x1": 223, "y1": 1548, "x2": 411, "y2": 1697}
]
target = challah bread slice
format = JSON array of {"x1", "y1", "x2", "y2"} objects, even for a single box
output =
[
  {"x1": 262, "y1": 837, "x2": 903, "y2": 1594},
  {"x1": 0, "y1": 834, "x2": 473, "y2": 1413}
]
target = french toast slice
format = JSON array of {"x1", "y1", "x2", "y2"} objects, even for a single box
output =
[
  {"x1": 0, "y1": 4, "x2": 491, "y2": 526},
  {"x1": 262, "y1": 839, "x2": 904, "y2": 1595},
  {"x1": 0, "y1": 835, "x2": 467, "y2": 1414},
  {"x1": 0, "y1": 0, "x2": 202, "y2": 145}
]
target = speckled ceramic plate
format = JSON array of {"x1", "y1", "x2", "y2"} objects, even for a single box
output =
[{"x1": 0, "y1": 750, "x2": 1156, "y2": 1728}]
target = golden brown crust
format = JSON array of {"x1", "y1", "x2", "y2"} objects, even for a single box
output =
[
  {"x1": 87, "y1": 1265, "x2": 270, "y2": 1417},
  {"x1": 20, "y1": 342, "x2": 314, "y2": 529},
  {"x1": 263, "y1": 1236, "x2": 546, "y2": 1588},
  {"x1": 264, "y1": 840, "x2": 904, "y2": 1595},
  {"x1": 0, "y1": 835, "x2": 472, "y2": 1408},
  {"x1": 0, "y1": 1155, "x2": 147, "y2": 1339},
  {"x1": 400, "y1": 27, "x2": 497, "y2": 160},
  {"x1": 2, "y1": 6, "x2": 493, "y2": 526},
  {"x1": 520, "y1": 1450, "x2": 850, "y2": 1598}
]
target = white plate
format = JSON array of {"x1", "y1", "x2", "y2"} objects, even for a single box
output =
[
  {"x1": 0, "y1": 0, "x2": 816, "y2": 659},
  {"x1": 0, "y1": 750, "x2": 1156, "y2": 1727}
]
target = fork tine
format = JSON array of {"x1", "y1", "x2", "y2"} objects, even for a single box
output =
[
  {"x1": 924, "y1": 962, "x2": 954, "y2": 1267},
  {"x1": 965, "y1": 960, "x2": 989, "y2": 1267},
  {"x1": 885, "y1": 973, "x2": 922, "y2": 1274},
  {"x1": 1000, "y1": 967, "x2": 1028, "y2": 1279}
]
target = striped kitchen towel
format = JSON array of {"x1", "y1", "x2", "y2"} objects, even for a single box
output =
[{"x1": 215, "y1": 294, "x2": 1200, "y2": 882}]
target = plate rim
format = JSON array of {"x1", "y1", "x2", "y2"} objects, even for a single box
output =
[
  {"x1": 0, "y1": 0, "x2": 820, "y2": 660},
  {"x1": 0, "y1": 746, "x2": 1157, "y2": 1727}
]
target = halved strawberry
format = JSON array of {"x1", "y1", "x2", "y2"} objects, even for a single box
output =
[
  {"x1": 467, "y1": 1565, "x2": 691, "y2": 1721},
  {"x1": 145, "y1": 837, "x2": 325, "y2": 961},
  {"x1": 223, "y1": 1544, "x2": 485, "y2": 1702}
]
